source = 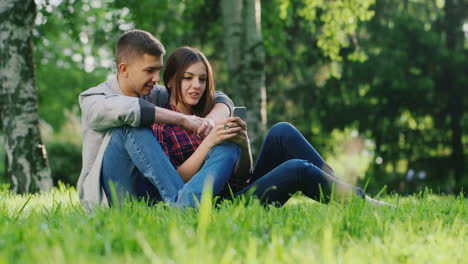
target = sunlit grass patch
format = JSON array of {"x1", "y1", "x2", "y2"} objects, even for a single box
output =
[{"x1": 0, "y1": 187, "x2": 465, "y2": 263}]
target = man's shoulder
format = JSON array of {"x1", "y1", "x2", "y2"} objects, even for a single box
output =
[{"x1": 80, "y1": 76, "x2": 119, "y2": 97}]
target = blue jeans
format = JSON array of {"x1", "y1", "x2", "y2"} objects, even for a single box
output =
[
  {"x1": 101, "y1": 126, "x2": 239, "y2": 207},
  {"x1": 233, "y1": 122, "x2": 365, "y2": 205}
]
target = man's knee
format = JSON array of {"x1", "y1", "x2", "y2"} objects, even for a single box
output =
[
  {"x1": 109, "y1": 126, "x2": 131, "y2": 142},
  {"x1": 109, "y1": 126, "x2": 155, "y2": 145}
]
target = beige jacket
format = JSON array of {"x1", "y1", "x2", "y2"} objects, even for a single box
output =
[{"x1": 77, "y1": 76, "x2": 233, "y2": 210}]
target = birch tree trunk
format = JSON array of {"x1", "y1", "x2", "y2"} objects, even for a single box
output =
[
  {"x1": 0, "y1": 0, "x2": 53, "y2": 193},
  {"x1": 222, "y1": 0, "x2": 266, "y2": 153}
]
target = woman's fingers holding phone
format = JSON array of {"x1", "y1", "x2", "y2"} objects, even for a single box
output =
[
  {"x1": 205, "y1": 123, "x2": 241, "y2": 147},
  {"x1": 233, "y1": 118, "x2": 246, "y2": 130},
  {"x1": 223, "y1": 117, "x2": 246, "y2": 131}
]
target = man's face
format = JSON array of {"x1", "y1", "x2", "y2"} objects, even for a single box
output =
[{"x1": 121, "y1": 53, "x2": 163, "y2": 97}]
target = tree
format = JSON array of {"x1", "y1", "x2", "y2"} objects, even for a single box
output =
[
  {"x1": 317, "y1": 0, "x2": 467, "y2": 192},
  {"x1": 0, "y1": 0, "x2": 52, "y2": 193},
  {"x1": 222, "y1": 0, "x2": 266, "y2": 152},
  {"x1": 443, "y1": 0, "x2": 466, "y2": 192}
]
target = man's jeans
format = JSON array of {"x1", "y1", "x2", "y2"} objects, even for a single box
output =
[
  {"x1": 233, "y1": 122, "x2": 365, "y2": 205},
  {"x1": 101, "y1": 126, "x2": 239, "y2": 207}
]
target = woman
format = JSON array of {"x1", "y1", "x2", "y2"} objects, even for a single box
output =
[{"x1": 153, "y1": 46, "x2": 393, "y2": 207}]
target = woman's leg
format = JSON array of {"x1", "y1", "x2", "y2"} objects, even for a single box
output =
[
  {"x1": 251, "y1": 122, "x2": 335, "y2": 182},
  {"x1": 234, "y1": 159, "x2": 364, "y2": 206},
  {"x1": 176, "y1": 142, "x2": 240, "y2": 205}
]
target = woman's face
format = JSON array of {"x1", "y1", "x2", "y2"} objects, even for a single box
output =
[{"x1": 179, "y1": 61, "x2": 207, "y2": 107}]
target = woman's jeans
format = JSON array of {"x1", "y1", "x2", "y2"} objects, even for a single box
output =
[
  {"x1": 233, "y1": 122, "x2": 365, "y2": 205},
  {"x1": 101, "y1": 126, "x2": 239, "y2": 207}
]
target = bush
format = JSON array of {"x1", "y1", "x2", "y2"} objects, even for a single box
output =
[{"x1": 46, "y1": 142, "x2": 82, "y2": 186}]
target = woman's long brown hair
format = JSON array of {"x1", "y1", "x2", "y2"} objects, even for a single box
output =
[{"x1": 163, "y1": 46, "x2": 215, "y2": 117}]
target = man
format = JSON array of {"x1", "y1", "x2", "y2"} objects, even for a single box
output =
[{"x1": 78, "y1": 29, "x2": 239, "y2": 210}]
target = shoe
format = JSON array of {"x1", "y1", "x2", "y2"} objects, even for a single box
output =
[{"x1": 365, "y1": 196, "x2": 397, "y2": 208}]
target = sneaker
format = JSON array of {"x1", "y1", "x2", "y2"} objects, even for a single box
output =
[{"x1": 365, "y1": 196, "x2": 397, "y2": 208}]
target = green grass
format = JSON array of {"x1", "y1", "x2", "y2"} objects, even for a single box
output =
[{"x1": 0, "y1": 185, "x2": 466, "y2": 264}]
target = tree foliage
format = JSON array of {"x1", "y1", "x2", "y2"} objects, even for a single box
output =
[{"x1": 30, "y1": 0, "x2": 467, "y2": 193}]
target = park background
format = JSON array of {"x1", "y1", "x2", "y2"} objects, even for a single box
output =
[
  {"x1": 0, "y1": 1, "x2": 466, "y2": 263},
  {"x1": 0, "y1": 0, "x2": 467, "y2": 195}
]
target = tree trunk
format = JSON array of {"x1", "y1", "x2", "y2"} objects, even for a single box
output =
[
  {"x1": 0, "y1": 0, "x2": 53, "y2": 193},
  {"x1": 444, "y1": 0, "x2": 465, "y2": 192},
  {"x1": 222, "y1": 0, "x2": 266, "y2": 153}
]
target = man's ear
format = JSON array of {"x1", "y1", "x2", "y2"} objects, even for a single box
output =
[{"x1": 118, "y1": 62, "x2": 129, "y2": 77}]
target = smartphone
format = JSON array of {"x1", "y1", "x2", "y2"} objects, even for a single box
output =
[{"x1": 232, "y1": 106, "x2": 247, "y2": 120}]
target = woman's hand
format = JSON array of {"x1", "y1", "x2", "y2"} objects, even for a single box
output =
[
  {"x1": 227, "y1": 117, "x2": 253, "y2": 179},
  {"x1": 204, "y1": 117, "x2": 242, "y2": 148},
  {"x1": 226, "y1": 117, "x2": 249, "y2": 149}
]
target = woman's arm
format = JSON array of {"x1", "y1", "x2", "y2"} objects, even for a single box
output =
[
  {"x1": 177, "y1": 118, "x2": 242, "y2": 182},
  {"x1": 176, "y1": 140, "x2": 215, "y2": 182}
]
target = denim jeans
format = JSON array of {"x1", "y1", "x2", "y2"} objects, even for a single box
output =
[
  {"x1": 101, "y1": 126, "x2": 239, "y2": 207},
  {"x1": 233, "y1": 122, "x2": 365, "y2": 205}
]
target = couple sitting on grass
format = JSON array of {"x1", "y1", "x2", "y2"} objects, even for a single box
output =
[{"x1": 78, "y1": 29, "x2": 392, "y2": 211}]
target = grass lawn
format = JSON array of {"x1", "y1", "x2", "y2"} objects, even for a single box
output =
[{"x1": 0, "y1": 185, "x2": 465, "y2": 263}]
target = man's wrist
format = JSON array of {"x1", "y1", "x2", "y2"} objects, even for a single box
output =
[
  {"x1": 154, "y1": 106, "x2": 188, "y2": 125},
  {"x1": 177, "y1": 113, "x2": 189, "y2": 127}
]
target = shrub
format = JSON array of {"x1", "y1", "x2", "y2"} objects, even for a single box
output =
[{"x1": 46, "y1": 142, "x2": 82, "y2": 186}]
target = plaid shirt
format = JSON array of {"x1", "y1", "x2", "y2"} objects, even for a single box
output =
[
  {"x1": 152, "y1": 104, "x2": 249, "y2": 195},
  {"x1": 152, "y1": 104, "x2": 203, "y2": 169}
]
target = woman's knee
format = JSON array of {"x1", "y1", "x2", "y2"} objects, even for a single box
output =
[
  {"x1": 216, "y1": 141, "x2": 241, "y2": 153},
  {"x1": 281, "y1": 159, "x2": 310, "y2": 170},
  {"x1": 271, "y1": 122, "x2": 294, "y2": 133},
  {"x1": 282, "y1": 160, "x2": 325, "y2": 181},
  {"x1": 207, "y1": 141, "x2": 240, "y2": 160},
  {"x1": 267, "y1": 122, "x2": 298, "y2": 140}
]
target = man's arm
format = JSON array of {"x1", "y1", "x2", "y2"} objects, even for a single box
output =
[
  {"x1": 154, "y1": 106, "x2": 202, "y2": 132},
  {"x1": 196, "y1": 103, "x2": 230, "y2": 136},
  {"x1": 80, "y1": 92, "x2": 155, "y2": 131},
  {"x1": 145, "y1": 86, "x2": 234, "y2": 135},
  {"x1": 196, "y1": 91, "x2": 234, "y2": 137},
  {"x1": 206, "y1": 103, "x2": 231, "y2": 122},
  {"x1": 144, "y1": 85, "x2": 235, "y2": 116},
  {"x1": 212, "y1": 90, "x2": 234, "y2": 117},
  {"x1": 80, "y1": 85, "x2": 202, "y2": 132}
]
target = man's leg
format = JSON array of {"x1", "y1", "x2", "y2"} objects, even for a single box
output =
[
  {"x1": 176, "y1": 142, "x2": 240, "y2": 206},
  {"x1": 102, "y1": 126, "x2": 184, "y2": 205},
  {"x1": 102, "y1": 126, "x2": 240, "y2": 207}
]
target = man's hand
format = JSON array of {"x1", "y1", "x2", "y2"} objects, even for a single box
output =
[
  {"x1": 197, "y1": 118, "x2": 215, "y2": 138},
  {"x1": 180, "y1": 115, "x2": 203, "y2": 132}
]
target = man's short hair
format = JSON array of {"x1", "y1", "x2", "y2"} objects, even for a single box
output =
[{"x1": 115, "y1": 29, "x2": 166, "y2": 66}]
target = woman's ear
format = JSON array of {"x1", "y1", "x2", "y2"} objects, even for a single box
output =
[{"x1": 167, "y1": 78, "x2": 175, "y2": 90}]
